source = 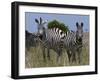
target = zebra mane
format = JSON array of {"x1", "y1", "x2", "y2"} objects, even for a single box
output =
[{"x1": 70, "y1": 30, "x2": 75, "y2": 33}]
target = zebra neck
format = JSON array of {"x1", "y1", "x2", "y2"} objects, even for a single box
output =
[{"x1": 76, "y1": 38, "x2": 82, "y2": 45}]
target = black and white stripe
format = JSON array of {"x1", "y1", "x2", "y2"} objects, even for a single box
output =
[
  {"x1": 35, "y1": 17, "x2": 83, "y2": 63},
  {"x1": 62, "y1": 22, "x2": 83, "y2": 63},
  {"x1": 43, "y1": 27, "x2": 66, "y2": 62},
  {"x1": 62, "y1": 31, "x2": 77, "y2": 62},
  {"x1": 63, "y1": 31, "x2": 76, "y2": 49},
  {"x1": 46, "y1": 28, "x2": 66, "y2": 48},
  {"x1": 46, "y1": 29, "x2": 81, "y2": 63}
]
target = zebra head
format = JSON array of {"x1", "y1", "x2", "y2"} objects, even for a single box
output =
[
  {"x1": 35, "y1": 17, "x2": 47, "y2": 40},
  {"x1": 76, "y1": 22, "x2": 83, "y2": 42}
]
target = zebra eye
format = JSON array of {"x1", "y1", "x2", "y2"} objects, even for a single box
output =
[{"x1": 60, "y1": 31, "x2": 63, "y2": 35}]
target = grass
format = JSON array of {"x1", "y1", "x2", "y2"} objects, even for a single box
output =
[
  {"x1": 25, "y1": 32, "x2": 89, "y2": 68},
  {"x1": 25, "y1": 43, "x2": 89, "y2": 68}
]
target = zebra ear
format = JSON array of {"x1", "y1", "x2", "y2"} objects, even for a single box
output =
[
  {"x1": 40, "y1": 17, "x2": 42, "y2": 24},
  {"x1": 43, "y1": 20, "x2": 47, "y2": 25},
  {"x1": 76, "y1": 22, "x2": 79, "y2": 28},
  {"x1": 81, "y1": 22, "x2": 83, "y2": 27},
  {"x1": 35, "y1": 19, "x2": 39, "y2": 24}
]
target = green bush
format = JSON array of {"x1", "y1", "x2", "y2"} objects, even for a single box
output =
[{"x1": 48, "y1": 20, "x2": 69, "y2": 33}]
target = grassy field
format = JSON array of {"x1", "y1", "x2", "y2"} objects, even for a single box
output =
[{"x1": 25, "y1": 32, "x2": 89, "y2": 68}]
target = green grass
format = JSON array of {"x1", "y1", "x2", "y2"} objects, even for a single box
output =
[{"x1": 25, "y1": 44, "x2": 89, "y2": 68}]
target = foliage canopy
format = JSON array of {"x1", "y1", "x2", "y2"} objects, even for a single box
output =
[{"x1": 48, "y1": 20, "x2": 69, "y2": 33}]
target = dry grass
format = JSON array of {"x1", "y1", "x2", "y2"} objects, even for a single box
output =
[{"x1": 25, "y1": 32, "x2": 89, "y2": 68}]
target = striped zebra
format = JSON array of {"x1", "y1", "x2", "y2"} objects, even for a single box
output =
[
  {"x1": 62, "y1": 22, "x2": 83, "y2": 63},
  {"x1": 35, "y1": 17, "x2": 66, "y2": 62},
  {"x1": 26, "y1": 30, "x2": 39, "y2": 49},
  {"x1": 35, "y1": 17, "x2": 83, "y2": 63},
  {"x1": 45, "y1": 27, "x2": 66, "y2": 61}
]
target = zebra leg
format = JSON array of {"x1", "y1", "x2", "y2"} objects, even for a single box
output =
[
  {"x1": 78, "y1": 48, "x2": 82, "y2": 64},
  {"x1": 67, "y1": 50, "x2": 71, "y2": 63},
  {"x1": 42, "y1": 47, "x2": 46, "y2": 62},
  {"x1": 57, "y1": 53, "x2": 60, "y2": 63},
  {"x1": 72, "y1": 52, "x2": 76, "y2": 63},
  {"x1": 47, "y1": 47, "x2": 50, "y2": 60},
  {"x1": 79, "y1": 48, "x2": 82, "y2": 63},
  {"x1": 57, "y1": 48, "x2": 62, "y2": 64},
  {"x1": 57, "y1": 54, "x2": 60, "y2": 64},
  {"x1": 78, "y1": 51, "x2": 80, "y2": 64}
]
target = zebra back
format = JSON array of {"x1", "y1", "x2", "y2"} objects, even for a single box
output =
[
  {"x1": 63, "y1": 31, "x2": 76, "y2": 49},
  {"x1": 41, "y1": 27, "x2": 66, "y2": 51}
]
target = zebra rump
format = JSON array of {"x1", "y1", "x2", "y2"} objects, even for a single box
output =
[{"x1": 62, "y1": 31, "x2": 77, "y2": 62}]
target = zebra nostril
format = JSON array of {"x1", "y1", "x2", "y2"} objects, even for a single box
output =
[
  {"x1": 39, "y1": 35, "x2": 43, "y2": 40},
  {"x1": 78, "y1": 38, "x2": 82, "y2": 42}
]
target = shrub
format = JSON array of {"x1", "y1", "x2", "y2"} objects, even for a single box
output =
[{"x1": 48, "y1": 20, "x2": 69, "y2": 33}]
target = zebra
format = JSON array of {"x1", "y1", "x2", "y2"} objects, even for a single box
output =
[
  {"x1": 35, "y1": 17, "x2": 83, "y2": 64},
  {"x1": 25, "y1": 30, "x2": 39, "y2": 49},
  {"x1": 45, "y1": 27, "x2": 66, "y2": 61},
  {"x1": 35, "y1": 17, "x2": 66, "y2": 62},
  {"x1": 62, "y1": 22, "x2": 83, "y2": 63},
  {"x1": 76, "y1": 22, "x2": 83, "y2": 63}
]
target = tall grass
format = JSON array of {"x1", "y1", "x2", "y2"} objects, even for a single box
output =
[{"x1": 25, "y1": 42, "x2": 89, "y2": 68}]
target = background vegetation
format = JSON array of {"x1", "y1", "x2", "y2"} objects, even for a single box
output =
[{"x1": 48, "y1": 20, "x2": 69, "y2": 33}]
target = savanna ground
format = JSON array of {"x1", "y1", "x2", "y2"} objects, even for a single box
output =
[{"x1": 25, "y1": 32, "x2": 89, "y2": 68}]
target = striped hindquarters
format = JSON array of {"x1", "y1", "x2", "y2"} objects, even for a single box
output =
[
  {"x1": 63, "y1": 31, "x2": 76, "y2": 49},
  {"x1": 46, "y1": 28, "x2": 66, "y2": 49}
]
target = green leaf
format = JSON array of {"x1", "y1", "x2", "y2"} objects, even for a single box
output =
[{"x1": 48, "y1": 20, "x2": 69, "y2": 33}]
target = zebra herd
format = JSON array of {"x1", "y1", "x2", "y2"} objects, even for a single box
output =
[{"x1": 35, "y1": 17, "x2": 83, "y2": 64}]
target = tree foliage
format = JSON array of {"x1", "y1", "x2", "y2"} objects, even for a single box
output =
[{"x1": 48, "y1": 20, "x2": 69, "y2": 33}]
